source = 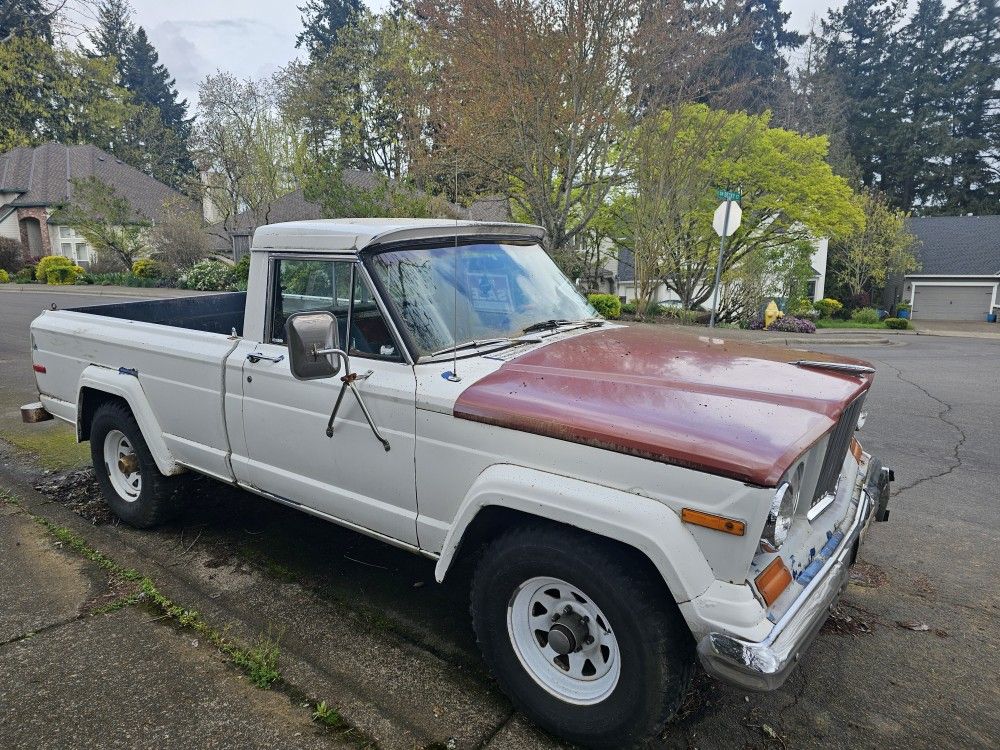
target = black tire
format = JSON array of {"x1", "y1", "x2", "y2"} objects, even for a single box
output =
[
  {"x1": 470, "y1": 524, "x2": 694, "y2": 749},
  {"x1": 89, "y1": 401, "x2": 183, "y2": 528}
]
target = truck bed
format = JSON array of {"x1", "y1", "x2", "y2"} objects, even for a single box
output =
[{"x1": 70, "y1": 292, "x2": 247, "y2": 337}]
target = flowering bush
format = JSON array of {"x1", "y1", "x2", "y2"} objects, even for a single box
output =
[
  {"x1": 131, "y1": 258, "x2": 162, "y2": 278},
  {"x1": 0, "y1": 269, "x2": 9, "y2": 283},
  {"x1": 747, "y1": 318, "x2": 766, "y2": 330},
  {"x1": 180, "y1": 260, "x2": 236, "y2": 291},
  {"x1": 766, "y1": 315, "x2": 817, "y2": 333}
]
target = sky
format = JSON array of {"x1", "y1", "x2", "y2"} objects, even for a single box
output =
[{"x1": 108, "y1": 0, "x2": 843, "y2": 111}]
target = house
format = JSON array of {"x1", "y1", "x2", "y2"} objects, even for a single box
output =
[
  {"x1": 899, "y1": 216, "x2": 1000, "y2": 322},
  {"x1": 0, "y1": 142, "x2": 194, "y2": 267},
  {"x1": 612, "y1": 237, "x2": 829, "y2": 307},
  {"x1": 205, "y1": 170, "x2": 511, "y2": 261}
]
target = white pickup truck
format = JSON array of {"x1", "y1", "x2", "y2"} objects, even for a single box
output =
[{"x1": 25, "y1": 219, "x2": 891, "y2": 748}]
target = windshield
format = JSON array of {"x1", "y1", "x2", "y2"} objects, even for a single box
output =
[{"x1": 367, "y1": 242, "x2": 597, "y2": 356}]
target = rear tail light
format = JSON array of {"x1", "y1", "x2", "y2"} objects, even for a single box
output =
[{"x1": 32, "y1": 363, "x2": 46, "y2": 373}]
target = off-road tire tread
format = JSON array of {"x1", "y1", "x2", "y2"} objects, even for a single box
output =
[
  {"x1": 89, "y1": 402, "x2": 182, "y2": 528},
  {"x1": 470, "y1": 523, "x2": 694, "y2": 748}
]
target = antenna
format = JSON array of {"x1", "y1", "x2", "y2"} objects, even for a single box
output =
[{"x1": 445, "y1": 150, "x2": 462, "y2": 382}]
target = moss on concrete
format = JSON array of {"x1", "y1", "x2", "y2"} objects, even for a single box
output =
[{"x1": 0, "y1": 422, "x2": 89, "y2": 470}]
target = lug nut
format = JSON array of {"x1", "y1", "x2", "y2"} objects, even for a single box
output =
[
  {"x1": 564, "y1": 605, "x2": 573, "y2": 614},
  {"x1": 583, "y1": 635, "x2": 594, "y2": 645},
  {"x1": 552, "y1": 613, "x2": 560, "y2": 621}
]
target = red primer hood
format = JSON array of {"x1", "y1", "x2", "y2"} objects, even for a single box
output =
[{"x1": 453, "y1": 326, "x2": 873, "y2": 486}]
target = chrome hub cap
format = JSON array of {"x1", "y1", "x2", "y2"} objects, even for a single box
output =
[
  {"x1": 507, "y1": 576, "x2": 620, "y2": 704},
  {"x1": 104, "y1": 430, "x2": 141, "y2": 502}
]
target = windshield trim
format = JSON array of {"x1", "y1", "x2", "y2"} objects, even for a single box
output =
[{"x1": 362, "y1": 236, "x2": 579, "y2": 362}]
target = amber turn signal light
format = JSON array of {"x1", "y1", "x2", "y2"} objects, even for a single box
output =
[
  {"x1": 681, "y1": 508, "x2": 745, "y2": 536},
  {"x1": 850, "y1": 437, "x2": 863, "y2": 463},
  {"x1": 756, "y1": 557, "x2": 793, "y2": 606}
]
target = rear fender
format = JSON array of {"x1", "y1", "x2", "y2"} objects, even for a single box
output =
[
  {"x1": 77, "y1": 365, "x2": 181, "y2": 476},
  {"x1": 433, "y1": 464, "x2": 716, "y2": 604}
]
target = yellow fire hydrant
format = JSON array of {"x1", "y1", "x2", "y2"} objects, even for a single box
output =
[{"x1": 764, "y1": 300, "x2": 784, "y2": 328}]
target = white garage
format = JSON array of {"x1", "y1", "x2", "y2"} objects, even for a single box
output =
[{"x1": 911, "y1": 282, "x2": 997, "y2": 321}]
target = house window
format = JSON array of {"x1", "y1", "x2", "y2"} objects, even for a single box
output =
[
  {"x1": 59, "y1": 225, "x2": 72, "y2": 238},
  {"x1": 60, "y1": 242, "x2": 73, "y2": 257},
  {"x1": 806, "y1": 280, "x2": 817, "y2": 299}
]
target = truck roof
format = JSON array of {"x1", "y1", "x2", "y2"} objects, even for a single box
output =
[{"x1": 251, "y1": 219, "x2": 545, "y2": 254}]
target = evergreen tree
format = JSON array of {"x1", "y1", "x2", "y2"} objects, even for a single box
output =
[
  {"x1": 818, "y1": 1, "x2": 907, "y2": 197},
  {"x1": 889, "y1": 0, "x2": 953, "y2": 210},
  {"x1": 87, "y1": 0, "x2": 194, "y2": 188},
  {"x1": 943, "y1": 0, "x2": 1000, "y2": 213},
  {"x1": 296, "y1": 0, "x2": 363, "y2": 60},
  {"x1": 0, "y1": 0, "x2": 53, "y2": 43},
  {"x1": 721, "y1": 0, "x2": 805, "y2": 113}
]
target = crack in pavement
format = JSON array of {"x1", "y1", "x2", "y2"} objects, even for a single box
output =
[
  {"x1": 0, "y1": 612, "x2": 87, "y2": 650},
  {"x1": 871, "y1": 357, "x2": 968, "y2": 497}
]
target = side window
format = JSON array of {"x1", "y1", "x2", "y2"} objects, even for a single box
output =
[{"x1": 269, "y1": 258, "x2": 402, "y2": 361}]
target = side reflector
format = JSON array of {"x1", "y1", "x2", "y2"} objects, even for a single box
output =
[
  {"x1": 850, "y1": 437, "x2": 863, "y2": 463},
  {"x1": 32, "y1": 363, "x2": 46, "y2": 373},
  {"x1": 681, "y1": 508, "x2": 745, "y2": 536},
  {"x1": 756, "y1": 557, "x2": 793, "y2": 606}
]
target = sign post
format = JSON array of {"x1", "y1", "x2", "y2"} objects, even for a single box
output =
[{"x1": 709, "y1": 190, "x2": 742, "y2": 328}]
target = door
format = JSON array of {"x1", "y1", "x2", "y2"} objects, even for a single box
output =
[
  {"x1": 239, "y1": 256, "x2": 418, "y2": 545},
  {"x1": 912, "y1": 284, "x2": 994, "y2": 321}
]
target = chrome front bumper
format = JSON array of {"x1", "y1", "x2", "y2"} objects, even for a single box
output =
[{"x1": 696, "y1": 458, "x2": 892, "y2": 691}]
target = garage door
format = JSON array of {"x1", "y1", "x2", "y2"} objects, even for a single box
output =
[{"x1": 912, "y1": 285, "x2": 994, "y2": 321}]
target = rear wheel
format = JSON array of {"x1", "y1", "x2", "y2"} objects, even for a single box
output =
[
  {"x1": 89, "y1": 401, "x2": 183, "y2": 528},
  {"x1": 470, "y1": 524, "x2": 694, "y2": 748}
]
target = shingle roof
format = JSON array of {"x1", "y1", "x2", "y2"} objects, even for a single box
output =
[
  {"x1": 906, "y1": 215, "x2": 1000, "y2": 276},
  {"x1": 618, "y1": 246, "x2": 635, "y2": 282},
  {"x1": 0, "y1": 142, "x2": 194, "y2": 222}
]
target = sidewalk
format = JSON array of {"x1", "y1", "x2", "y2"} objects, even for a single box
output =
[{"x1": 0, "y1": 495, "x2": 351, "y2": 750}]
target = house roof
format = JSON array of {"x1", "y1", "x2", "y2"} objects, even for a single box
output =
[
  {"x1": 0, "y1": 142, "x2": 194, "y2": 222},
  {"x1": 252, "y1": 219, "x2": 544, "y2": 254},
  {"x1": 618, "y1": 246, "x2": 635, "y2": 282},
  {"x1": 906, "y1": 215, "x2": 1000, "y2": 276},
  {"x1": 206, "y1": 172, "x2": 511, "y2": 253}
]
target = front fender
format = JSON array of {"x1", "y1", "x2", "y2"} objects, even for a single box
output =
[
  {"x1": 77, "y1": 365, "x2": 181, "y2": 476},
  {"x1": 434, "y1": 464, "x2": 716, "y2": 604}
]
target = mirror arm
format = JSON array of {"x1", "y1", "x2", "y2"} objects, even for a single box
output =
[{"x1": 319, "y1": 348, "x2": 391, "y2": 452}]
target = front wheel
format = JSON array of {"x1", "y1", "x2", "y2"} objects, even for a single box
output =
[
  {"x1": 470, "y1": 525, "x2": 694, "y2": 748},
  {"x1": 89, "y1": 401, "x2": 183, "y2": 528}
]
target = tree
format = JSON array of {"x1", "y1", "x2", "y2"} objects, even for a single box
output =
[
  {"x1": 942, "y1": 0, "x2": 1000, "y2": 213},
  {"x1": 149, "y1": 198, "x2": 209, "y2": 273},
  {"x1": 0, "y1": 34, "x2": 134, "y2": 151},
  {"x1": 0, "y1": 0, "x2": 55, "y2": 42},
  {"x1": 296, "y1": 0, "x2": 363, "y2": 60},
  {"x1": 281, "y1": 9, "x2": 435, "y2": 179},
  {"x1": 615, "y1": 105, "x2": 863, "y2": 313},
  {"x1": 303, "y1": 161, "x2": 459, "y2": 219},
  {"x1": 829, "y1": 190, "x2": 918, "y2": 299},
  {"x1": 87, "y1": 1, "x2": 194, "y2": 188},
  {"x1": 418, "y1": 0, "x2": 740, "y2": 269},
  {"x1": 53, "y1": 177, "x2": 148, "y2": 270},
  {"x1": 193, "y1": 72, "x2": 299, "y2": 248}
]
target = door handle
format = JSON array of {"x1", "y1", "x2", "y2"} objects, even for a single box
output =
[{"x1": 246, "y1": 352, "x2": 285, "y2": 364}]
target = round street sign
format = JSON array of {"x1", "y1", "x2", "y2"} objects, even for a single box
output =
[{"x1": 713, "y1": 201, "x2": 742, "y2": 237}]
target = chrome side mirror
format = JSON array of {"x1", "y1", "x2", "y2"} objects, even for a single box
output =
[{"x1": 285, "y1": 311, "x2": 342, "y2": 380}]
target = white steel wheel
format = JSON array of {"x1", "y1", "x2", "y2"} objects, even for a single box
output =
[
  {"x1": 103, "y1": 429, "x2": 141, "y2": 502},
  {"x1": 507, "y1": 575, "x2": 621, "y2": 705}
]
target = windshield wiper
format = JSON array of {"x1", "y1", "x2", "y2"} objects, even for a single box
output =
[
  {"x1": 521, "y1": 318, "x2": 605, "y2": 335},
  {"x1": 430, "y1": 337, "x2": 519, "y2": 357}
]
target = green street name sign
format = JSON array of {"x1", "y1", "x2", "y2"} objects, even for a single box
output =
[{"x1": 716, "y1": 189, "x2": 742, "y2": 201}]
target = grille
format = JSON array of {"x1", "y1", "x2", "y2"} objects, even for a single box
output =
[{"x1": 812, "y1": 395, "x2": 866, "y2": 504}]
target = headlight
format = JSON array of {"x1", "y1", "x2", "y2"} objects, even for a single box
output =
[{"x1": 762, "y1": 464, "x2": 803, "y2": 548}]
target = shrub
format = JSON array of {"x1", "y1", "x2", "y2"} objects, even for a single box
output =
[
  {"x1": 884, "y1": 317, "x2": 910, "y2": 330},
  {"x1": 181, "y1": 260, "x2": 236, "y2": 291},
  {"x1": 766, "y1": 315, "x2": 817, "y2": 334},
  {"x1": 13, "y1": 266, "x2": 34, "y2": 283},
  {"x1": 131, "y1": 258, "x2": 162, "y2": 278},
  {"x1": 47, "y1": 264, "x2": 85, "y2": 285},
  {"x1": 0, "y1": 269, "x2": 9, "y2": 283},
  {"x1": 232, "y1": 253, "x2": 251, "y2": 291},
  {"x1": 788, "y1": 297, "x2": 815, "y2": 316},
  {"x1": 620, "y1": 301, "x2": 637, "y2": 316},
  {"x1": 850, "y1": 307, "x2": 880, "y2": 324},
  {"x1": 587, "y1": 293, "x2": 621, "y2": 320},
  {"x1": 656, "y1": 305, "x2": 700, "y2": 324},
  {"x1": 35, "y1": 255, "x2": 75, "y2": 282},
  {"x1": 0, "y1": 237, "x2": 22, "y2": 271},
  {"x1": 748, "y1": 318, "x2": 766, "y2": 330},
  {"x1": 813, "y1": 298, "x2": 843, "y2": 318}
]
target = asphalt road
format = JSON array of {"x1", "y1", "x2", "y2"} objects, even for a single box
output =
[{"x1": 1, "y1": 287, "x2": 998, "y2": 748}]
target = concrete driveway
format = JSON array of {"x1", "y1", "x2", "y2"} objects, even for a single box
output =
[
  {"x1": 912, "y1": 319, "x2": 1000, "y2": 336},
  {"x1": 1, "y1": 287, "x2": 998, "y2": 749}
]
